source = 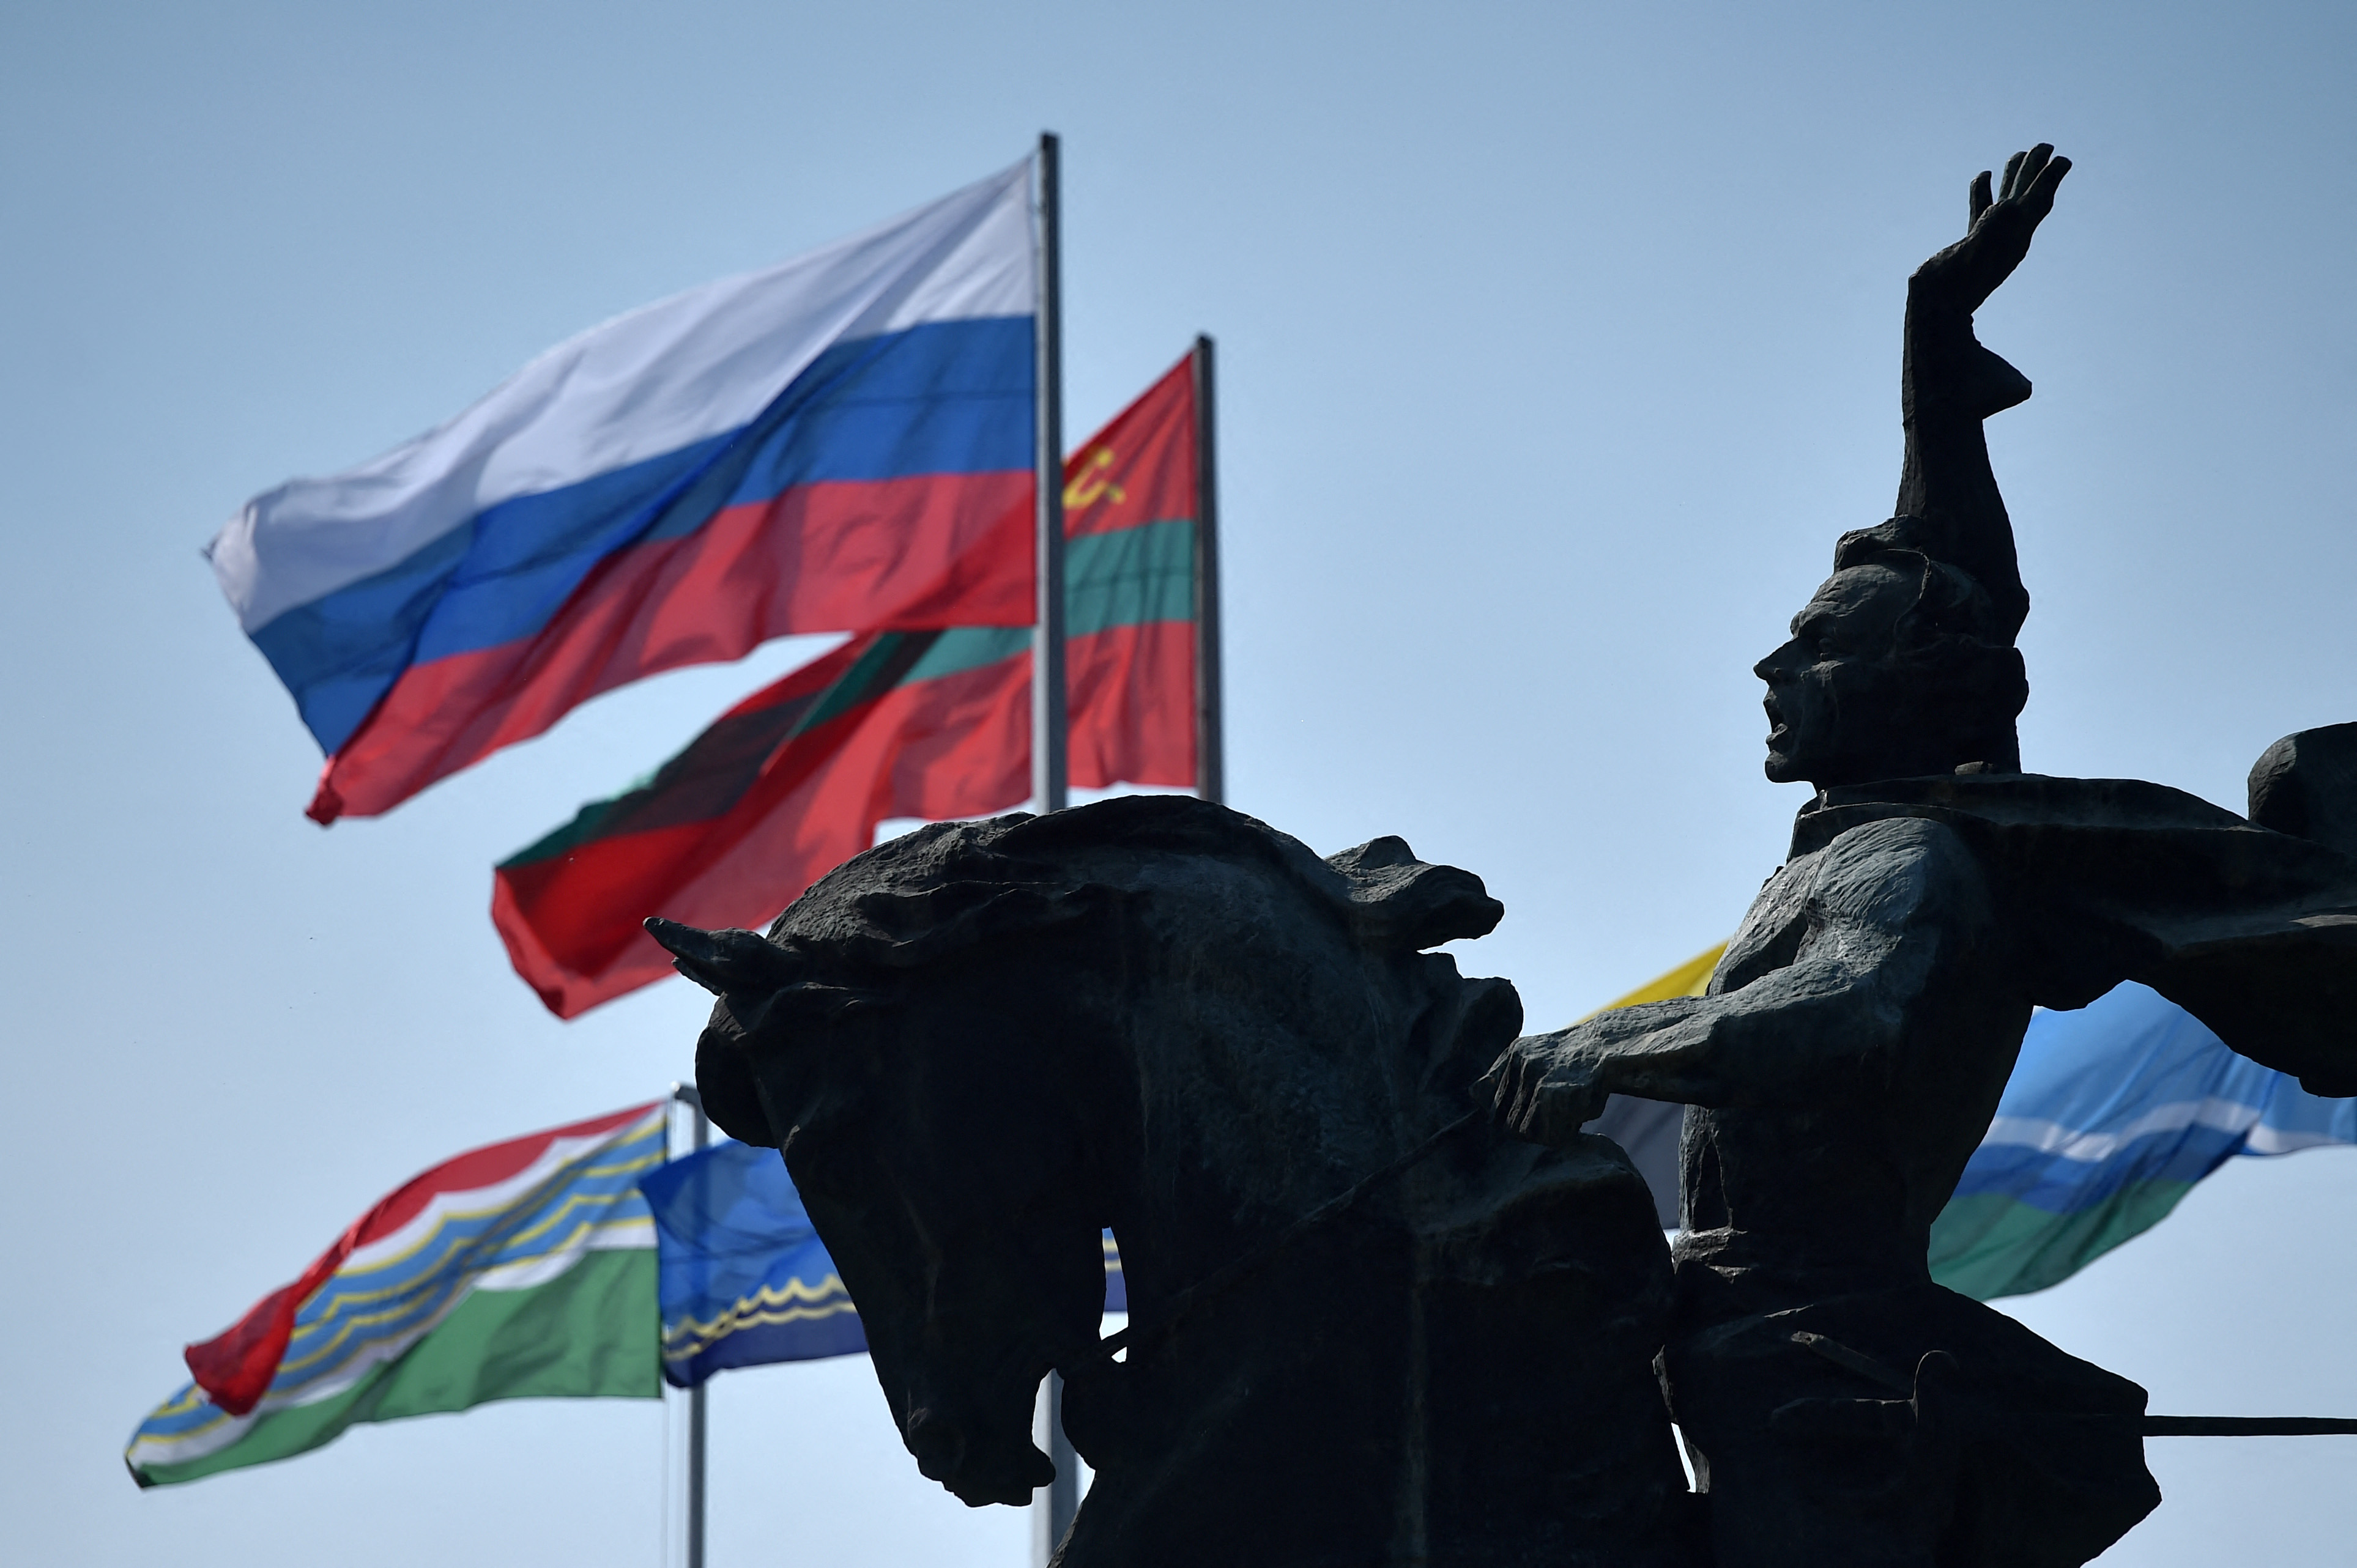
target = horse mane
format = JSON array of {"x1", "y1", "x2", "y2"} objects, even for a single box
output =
[
  {"x1": 776, "y1": 793, "x2": 1503, "y2": 970},
  {"x1": 692, "y1": 795, "x2": 1506, "y2": 1145}
]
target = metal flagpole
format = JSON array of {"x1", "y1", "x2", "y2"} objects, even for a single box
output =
[
  {"x1": 1032, "y1": 131, "x2": 1069, "y2": 817},
  {"x1": 1190, "y1": 334, "x2": 1223, "y2": 805},
  {"x1": 1031, "y1": 130, "x2": 1078, "y2": 1567},
  {"x1": 1036, "y1": 1373, "x2": 1080, "y2": 1566},
  {"x1": 672, "y1": 1082, "x2": 710, "y2": 1568}
]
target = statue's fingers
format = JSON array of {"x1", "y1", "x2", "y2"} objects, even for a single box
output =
[
  {"x1": 2022, "y1": 153, "x2": 2071, "y2": 214},
  {"x1": 1523, "y1": 1081, "x2": 1560, "y2": 1144},
  {"x1": 1969, "y1": 169, "x2": 1993, "y2": 227},
  {"x1": 1499, "y1": 1062, "x2": 1533, "y2": 1127},
  {"x1": 1534, "y1": 1076, "x2": 1595, "y2": 1145},
  {"x1": 1522, "y1": 1073, "x2": 1564, "y2": 1138},
  {"x1": 1532, "y1": 1088, "x2": 1568, "y2": 1145},
  {"x1": 1518, "y1": 1070, "x2": 1553, "y2": 1133},
  {"x1": 2015, "y1": 143, "x2": 2055, "y2": 194},
  {"x1": 1483, "y1": 1057, "x2": 1519, "y2": 1119},
  {"x1": 1999, "y1": 149, "x2": 2029, "y2": 203},
  {"x1": 1521, "y1": 1065, "x2": 1550, "y2": 1120}
]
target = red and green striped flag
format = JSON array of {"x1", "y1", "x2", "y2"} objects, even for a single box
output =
[
  {"x1": 1062, "y1": 350, "x2": 1205, "y2": 791},
  {"x1": 125, "y1": 1105, "x2": 665, "y2": 1486},
  {"x1": 492, "y1": 348, "x2": 1211, "y2": 1017}
]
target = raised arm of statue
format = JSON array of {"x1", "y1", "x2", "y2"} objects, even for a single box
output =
[
  {"x1": 1488, "y1": 817, "x2": 2013, "y2": 1142},
  {"x1": 1889, "y1": 145, "x2": 2069, "y2": 616},
  {"x1": 1915, "y1": 146, "x2": 2073, "y2": 318}
]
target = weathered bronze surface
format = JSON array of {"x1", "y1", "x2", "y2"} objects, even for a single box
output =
[
  {"x1": 658, "y1": 147, "x2": 2357, "y2": 1566},
  {"x1": 1494, "y1": 147, "x2": 2357, "y2": 1566}
]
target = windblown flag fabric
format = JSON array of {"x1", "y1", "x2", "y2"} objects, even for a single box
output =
[
  {"x1": 642, "y1": 1139, "x2": 1125, "y2": 1388},
  {"x1": 1587, "y1": 944, "x2": 1726, "y2": 1228},
  {"x1": 1929, "y1": 982, "x2": 2357, "y2": 1300},
  {"x1": 494, "y1": 625, "x2": 1031, "y2": 1016},
  {"x1": 641, "y1": 1140, "x2": 865, "y2": 1387},
  {"x1": 209, "y1": 161, "x2": 1038, "y2": 825},
  {"x1": 1587, "y1": 950, "x2": 2357, "y2": 1295},
  {"x1": 125, "y1": 1104, "x2": 665, "y2": 1487},
  {"x1": 1063, "y1": 351, "x2": 1201, "y2": 791},
  {"x1": 491, "y1": 350, "x2": 1209, "y2": 1017}
]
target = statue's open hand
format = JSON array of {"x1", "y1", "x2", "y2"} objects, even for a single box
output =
[
  {"x1": 1917, "y1": 143, "x2": 2071, "y2": 312},
  {"x1": 1483, "y1": 1029, "x2": 1611, "y2": 1147}
]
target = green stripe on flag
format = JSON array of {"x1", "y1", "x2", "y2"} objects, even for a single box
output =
[
  {"x1": 894, "y1": 519, "x2": 1193, "y2": 686},
  {"x1": 905, "y1": 625, "x2": 1032, "y2": 683},
  {"x1": 1926, "y1": 1182, "x2": 2199, "y2": 1301},
  {"x1": 132, "y1": 1249, "x2": 657, "y2": 1487},
  {"x1": 796, "y1": 632, "x2": 937, "y2": 735},
  {"x1": 1068, "y1": 519, "x2": 1193, "y2": 637}
]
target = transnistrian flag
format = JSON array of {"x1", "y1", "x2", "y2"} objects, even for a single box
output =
[
  {"x1": 1062, "y1": 349, "x2": 1203, "y2": 792},
  {"x1": 490, "y1": 347, "x2": 1211, "y2": 1017},
  {"x1": 640, "y1": 1139, "x2": 1124, "y2": 1388},
  {"x1": 494, "y1": 626, "x2": 1031, "y2": 1016},
  {"x1": 1587, "y1": 951, "x2": 2357, "y2": 1293},
  {"x1": 125, "y1": 1104, "x2": 666, "y2": 1487},
  {"x1": 207, "y1": 160, "x2": 1039, "y2": 826}
]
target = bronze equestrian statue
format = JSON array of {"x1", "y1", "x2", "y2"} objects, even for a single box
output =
[
  {"x1": 654, "y1": 146, "x2": 2357, "y2": 1566},
  {"x1": 653, "y1": 801, "x2": 1699, "y2": 1566},
  {"x1": 1493, "y1": 144, "x2": 2357, "y2": 1566}
]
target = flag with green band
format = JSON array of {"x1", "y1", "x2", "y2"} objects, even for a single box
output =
[
  {"x1": 492, "y1": 349, "x2": 1208, "y2": 1017},
  {"x1": 125, "y1": 1104, "x2": 664, "y2": 1487}
]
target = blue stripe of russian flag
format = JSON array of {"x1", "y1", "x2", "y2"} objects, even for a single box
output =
[
  {"x1": 207, "y1": 160, "x2": 1039, "y2": 822},
  {"x1": 257, "y1": 316, "x2": 1033, "y2": 756}
]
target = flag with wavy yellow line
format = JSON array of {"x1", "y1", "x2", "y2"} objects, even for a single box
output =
[{"x1": 125, "y1": 1104, "x2": 663, "y2": 1487}]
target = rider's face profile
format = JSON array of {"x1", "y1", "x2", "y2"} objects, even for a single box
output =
[{"x1": 1754, "y1": 564, "x2": 1919, "y2": 786}]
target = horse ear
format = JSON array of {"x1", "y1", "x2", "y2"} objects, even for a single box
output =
[
  {"x1": 646, "y1": 918, "x2": 798, "y2": 994},
  {"x1": 1326, "y1": 837, "x2": 1505, "y2": 952},
  {"x1": 646, "y1": 917, "x2": 808, "y2": 1038}
]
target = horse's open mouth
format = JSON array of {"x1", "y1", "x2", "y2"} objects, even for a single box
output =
[{"x1": 904, "y1": 1402, "x2": 1055, "y2": 1507}]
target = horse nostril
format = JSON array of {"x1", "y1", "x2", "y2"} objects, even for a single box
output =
[
  {"x1": 902, "y1": 1405, "x2": 969, "y2": 1484},
  {"x1": 904, "y1": 1403, "x2": 1056, "y2": 1507}
]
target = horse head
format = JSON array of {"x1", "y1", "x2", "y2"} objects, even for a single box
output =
[{"x1": 647, "y1": 794, "x2": 1518, "y2": 1512}]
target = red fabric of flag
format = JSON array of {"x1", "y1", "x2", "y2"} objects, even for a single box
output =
[
  {"x1": 493, "y1": 629, "x2": 1031, "y2": 1016},
  {"x1": 491, "y1": 350, "x2": 1204, "y2": 1017},
  {"x1": 1063, "y1": 353, "x2": 1199, "y2": 790},
  {"x1": 183, "y1": 1103, "x2": 659, "y2": 1413}
]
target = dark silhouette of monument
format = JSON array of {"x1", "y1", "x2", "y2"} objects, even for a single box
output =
[
  {"x1": 653, "y1": 146, "x2": 2357, "y2": 1566},
  {"x1": 1493, "y1": 145, "x2": 2357, "y2": 1566},
  {"x1": 651, "y1": 802, "x2": 1699, "y2": 1566}
]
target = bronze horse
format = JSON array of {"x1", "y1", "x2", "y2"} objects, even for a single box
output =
[{"x1": 651, "y1": 794, "x2": 1698, "y2": 1567}]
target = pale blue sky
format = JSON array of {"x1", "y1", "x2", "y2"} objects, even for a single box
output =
[{"x1": 5, "y1": 2, "x2": 2356, "y2": 1562}]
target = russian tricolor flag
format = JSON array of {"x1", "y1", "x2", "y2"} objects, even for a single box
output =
[{"x1": 208, "y1": 160, "x2": 1039, "y2": 823}]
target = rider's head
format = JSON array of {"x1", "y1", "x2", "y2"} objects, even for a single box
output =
[{"x1": 1754, "y1": 517, "x2": 2027, "y2": 791}]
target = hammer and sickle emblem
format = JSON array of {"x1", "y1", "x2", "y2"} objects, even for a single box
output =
[{"x1": 1063, "y1": 448, "x2": 1127, "y2": 511}]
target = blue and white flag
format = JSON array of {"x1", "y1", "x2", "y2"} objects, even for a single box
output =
[
  {"x1": 640, "y1": 1141, "x2": 867, "y2": 1387},
  {"x1": 641, "y1": 1139, "x2": 1126, "y2": 1388},
  {"x1": 1930, "y1": 982, "x2": 2357, "y2": 1299}
]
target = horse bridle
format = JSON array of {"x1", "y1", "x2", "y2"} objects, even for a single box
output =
[{"x1": 1073, "y1": 1108, "x2": 1488, "y2": 1369}]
